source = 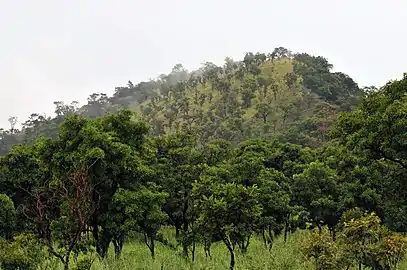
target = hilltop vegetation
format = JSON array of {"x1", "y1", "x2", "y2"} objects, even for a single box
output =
[
  {"x1": 0, "y1": 47, "x2": 364, "y2": 155},
  {"x1": 97, "y1": 48, "x2": 363, "y2": 147},
  {"x1": 1, "y1": 48, "x2": 407, "y2": 270}
]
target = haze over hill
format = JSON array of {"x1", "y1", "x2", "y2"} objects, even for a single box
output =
[
  {"x1": 0, "y1": 45, "x2": 366, "y2": 155},
  {"x1": 1, "y1": 0, "x2": 407, "y2": 128}
]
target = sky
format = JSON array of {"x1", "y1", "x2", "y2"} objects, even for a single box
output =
[{"x1": 0, "y1": 0, "x2": 406, "y2": 128}]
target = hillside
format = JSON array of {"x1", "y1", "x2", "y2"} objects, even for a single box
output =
[
  {"x1": 0, "y1": 47, "x2": 364, "y2": 155},
  {"x1": 2, "y1": 49, "x2": 407, "y2": 270}
]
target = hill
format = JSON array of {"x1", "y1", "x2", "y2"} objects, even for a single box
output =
[
  {"x1": 0, "y1": 47, "x2": 364, "y2": 155},
  {"x1": 2, "y1": 49, "x2": 407, "y2": 270}
]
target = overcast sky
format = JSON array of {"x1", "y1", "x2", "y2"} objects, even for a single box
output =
[{"x1": 0, "y1": 0, "x2": 406, "y2": 128}]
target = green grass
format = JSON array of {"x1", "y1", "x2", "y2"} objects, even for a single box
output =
[
  {"x1": 95, "y1": 233, "x2": 311, "y2": 270},
  {"x1": 41, "y1": 229, "x2": 407, "y2": 270}
]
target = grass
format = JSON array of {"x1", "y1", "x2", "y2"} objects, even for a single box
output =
[
  {"x1": 41, "y1": 229, "x2": 312, "y2": 270},
  {"x1": 85, "y1": 234, "x2": 308, "y2": 269},
  {"x1": 40, "y1": 229, "x2": 407, "y2": 270},
  {"x1": 97, "y1": 233, "x2": 311, "y2": 270}
]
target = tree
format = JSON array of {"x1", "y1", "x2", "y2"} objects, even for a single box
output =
[
  {"x1": 21, "y1": 113, "x2": 49, "y2": 143},
  {"x1": 83, "y1": 93, "x2": 109, "y2": 118},
  {"x1": 153, "y1": 133, "x2": 203, "y2": 256},
  {"x1": 332, "y1": 75, "x2": 407, "y2": 232},
  {"x1": 291, "y1": 162, "x2": 342, "y2": 235},
  {"x1": 340, "y1": 211, "x2": 407, "y2": 270},
  {"x1": 118, "y1": 186, "x2": 168, "y2": 259},
  {"x1": 47, "y1": 167, "x2": 95, "y2": 270},
  {"x1": 53, "y1": 101, "x2": 78, "y2": 117},
  {"x1": 256, "y1": 169, "x2": 291, "y2": 249},
  {"x1": 0, "y1": 110, "x2": 151, "y2": 263},
  {"x1": 193, "y1": 180, "x2": 262, "y2": 270},
  {"x1": 0, "y1": 136, "x2": 97, "y2": 270},
  {"x1": 0, "y1": 128, "x2": 20, "y2": 156},
  {"x1": 54, "y1": 110, "x2": 150, "y2": 258},
  {"x1": 0, "y1": 194, "x2": 16, "y2": 239},
  {"x1": 293, "y1": 53, "x2": 360, "y2": 102},
  {"x1": 269, "y1": 47, "x2": 291, "y2": 60},
  {"x1": 333, "y1": 74, "x2": 407, "y2": 170},
  {"x1": 8, "y1": 117, "x2": 18, "y2": 134}
]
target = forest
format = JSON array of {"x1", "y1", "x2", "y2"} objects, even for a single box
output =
[{"x1": 0, "y1": 47, "x2": 406, "y2": 270}]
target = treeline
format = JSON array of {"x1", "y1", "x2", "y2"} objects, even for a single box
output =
[
  {"x1": 0, "y1": 47, "x2": 366, "y2": 157},
  {"x1": 1, "y1": 74, "x2": 407, "y2": 269}
]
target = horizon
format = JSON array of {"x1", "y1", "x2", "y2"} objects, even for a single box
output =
[{"x1": 1, "y1": 0, "x2": 406, "y2": 129}]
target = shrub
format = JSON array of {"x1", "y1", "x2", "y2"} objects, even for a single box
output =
[
  {"x1": 301, "y1": 228, "x2": 347, "y2": 270},
  {"x1": 0, "y1": 233, "x2": 46, "y2": 270}
]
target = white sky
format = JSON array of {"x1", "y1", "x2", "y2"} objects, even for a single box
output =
[{"x1": 0, "y1": 0, "x2": 406, "y2": 128}]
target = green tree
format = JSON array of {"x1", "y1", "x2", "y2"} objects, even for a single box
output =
[
  {"x1": 153, "y1": 133, "x2": 203, "y2": 256},
  {"x1": 0, "y1": 194, "x2": 16, "y2": 239},
  {"x1": 118, "y1": 186, "x2": 168, "y2": 259},
  {"x1": 333, "y1": 74, "x2": 407, "y2": 169},
  {"x1": 193, "y1": 180, "x2": 262, "y2": 270},
  {"x1": 292, "y1": 162, "x2": 342, "y2": 235},
  {"x1": 340, "y1": 211, "x2": 407, "y2": 270},
  {"x1": 256, "y1": 169, "x2": 291, "y2": 249},
  {"x1": 333, "y1": 75, "x2": 407, "y2": 232}
]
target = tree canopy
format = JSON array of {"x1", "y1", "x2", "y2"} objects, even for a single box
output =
[{"x1": 0, "y1": 48, "x2": 406, "y2": 270}]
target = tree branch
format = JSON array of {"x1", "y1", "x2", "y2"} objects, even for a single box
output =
[{"x1": 372, "y1": 148, "x2": 407, "y2": 170}]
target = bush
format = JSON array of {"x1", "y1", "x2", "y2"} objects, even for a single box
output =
[
  {"x1": 0, "y1": 233, "x2": 46, "y2": 270},
  {"x1": 301, "y1": 228, "x2": 347, "y2": 270},
  {"x1": 74, "y1": 255, "x2": 95, "y2": 270},
  {"x1": 302, "y1": 210, "x2": 407, "y2": 270}
]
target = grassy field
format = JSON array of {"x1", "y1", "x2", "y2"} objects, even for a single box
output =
[{"x1": 42, "y1": 229, "x2": 407, "y2": 270}]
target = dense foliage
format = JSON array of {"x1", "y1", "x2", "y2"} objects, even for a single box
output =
[{"x1": 0, "y1": 49, "x2": 406, "y2": 269}]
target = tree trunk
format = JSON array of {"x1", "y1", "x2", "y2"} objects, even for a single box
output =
[
  {"x1": 244, "y1": 234, "x2": 251, "y2": 252},
  {"x1": 268, "y1": 226, "x2": 274, "y2": 251},
  {"x1": 99, "y1": 230, "x2": 112, "y2": 258},
  {"x1": 182, "y1": 201, "x2": 189, "y2": 257},
  {"x1": 192, "y1": 237, "x2": 196, "y2": 262},
  {"x1": 64, "y1": 260, "x2": 69, "y2": 270},
  {"x1": 204, "y1": 238, "x2": 211, "y2": 258},
  {"x1": 175, "y1": 226, "x2": 180, "y2": 238},
  {"x1": 223, "y1": 235, "x2": 236, "y2": 270},
  {"x1": 284, "y1": 221, "x2": 289, "y2": 243},
  {"x1": 113, "y1": 232, "x2": 125, "y2": 258},
  {"x1": 92, "y1": 217, "x2": 110, "y2": 258},
  {"x1": 317, "y1": 223, "x2": 322, "y2": 234},
  {"x1": 92, "y1": 215, "x2": 101, "y2": 255},
  {"x1": 239, "y1": 235, "x2": 251, "y2": 254},
  {"x1": 262, "y1": 230, "x2": 267, "y2": 247},
  {"x1": 227, "y1": 245, "x2": 236, "y2": 270},
  {"x1": 144, "y1": 232, "x2": 155, "y2": 259},
  {"x1": 150, "y1": 236, "x2": 155, "y2": 259},
  {"x1": 63, "y1": 250, "x2": 72, "y2": 270},
  {"x1": 183, "y1": 237, "x2": 189, "y2": 257}
]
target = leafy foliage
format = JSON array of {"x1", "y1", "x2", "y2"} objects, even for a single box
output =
[
  {"x1": 1, "y1": 49, "x2": 407, "y2": 270},
  {"x1": 0, "y1": 233, "x2": 46, "y2": 270},
  {"x1": 0, "y1": 194, "x2": 15, "y2": 239}
]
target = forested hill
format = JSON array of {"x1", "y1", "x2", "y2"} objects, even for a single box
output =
[
  {"x1": 0, "y1": 47, "x2": 365, "y2": 155},
  {"x1": 3, "y1": 47, "x2": 407, "y2": 270}
]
